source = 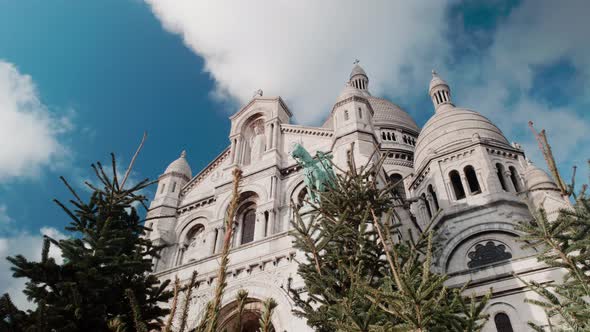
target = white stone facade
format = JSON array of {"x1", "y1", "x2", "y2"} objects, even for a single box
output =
[{"x1": 147, "y1": 65, "x2": 571, "y2": 331}]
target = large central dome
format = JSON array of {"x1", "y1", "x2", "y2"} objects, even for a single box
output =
[
  {"x1": 414, "y1": 107, "x2": 511, "y2": 170},
  {"x1": 368, "y1": 96, "x2": 419, "y2": 133}
]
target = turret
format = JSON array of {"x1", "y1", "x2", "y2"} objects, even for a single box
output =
[
  {"x1": 523, "y1": 160, "x2": 571, "y2": 221},
  {"x1": 154, "y1": 150, "x2": 192, "y2": 206},
  {"x1": 350, "y1": 62, "x2": 369, "y2": 92},
  {"x1": 330, "y1": 63, "x2": 377, "y2": 168},
  {"x1": 429, "y1": 70, "x2": 453, "y2": 112},
  {"x1": 146, "y1": 150, "x2": 192, "y2": 271}
]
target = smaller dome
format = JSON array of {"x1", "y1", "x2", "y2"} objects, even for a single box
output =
[
  {"x1": 165, "y1": 150, "x2": 192, "y2": 178},
  {"x1": 429, "y1": 70, "x2": 449, "y2": 93},
  {"x1": 414, "y1": 107, "x2": 511, "y2": 170},
  {"x1": 350, "y1": 64, "x2": 367, "y2": 79},
  {"x1": 523, "y1": 161, "x2": 558, "y2": 191},
  {"x1": 368, "y1": 97, "x2": 419, "y2": 133}
]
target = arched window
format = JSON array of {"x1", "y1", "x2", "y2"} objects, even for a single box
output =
[
  {"x1": 241, "y1": 209, "x2": 256, "y2": 245},
  {"x1": 464, "y1": 165, "x2": 481, "y2": 194},
  {"x1": 344, "y1": 110, "x2": 349, "y2": 121},
  {"x1": 186, "y1": 224, "x2": 205, "y2": 248},
  {"x1": 509, "y1": 166, "x2": 521, "y2": 192},
  {"x1": 387, "y1": 132, "x2": 391, "y2": 141},
  {"x1": 382, "y1": 132, "x2": 386, "y2": 140},
  {"x1": 422, "y1": 193, "x2": 432, "y2": 219},
  {"x1": 389, "y1": 173, "x2": 406, "y2": 200},
  {"x1": 428, "y1": 185, "x2": 439, "y2": 211},
  {"x1": 449, "y1": 170, "x2": 466, "y2": 200},
  {"x1": 494, "y1": 313, "x2": 514, "y2": 332},
  {"x1": 496, "y1": 163, "x2": 507, "y2": 191},
  {"x1": 391, "y1": 132, "x2": 396, "y2": 141}
]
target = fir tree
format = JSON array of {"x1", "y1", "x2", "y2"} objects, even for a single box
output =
[
  {"x1": 6, "y1": 155, "x2": 172, "y2": 331},
  {"x1": 290, "y1": 154, "x2": 489, "y2": 331},
  {"x1": 517, "y1": 187, "x2": 590, "y2": 331}
]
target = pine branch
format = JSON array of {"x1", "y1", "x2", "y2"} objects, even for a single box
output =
[
  {"x1": 199, "y1": 168, "x2": 242, "y2": 332},
  {"x1": 178, "y1": 271, "x2": 198, "y2": 332},
  {"x1": 163, "y1": 275, "x2": 181, "y2": 332},
  {"x1": 258, "y1": 298, "x2": 277, "y2": 332}
]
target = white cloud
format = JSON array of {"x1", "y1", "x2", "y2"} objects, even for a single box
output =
[
  {"x1": 454, "y1": 0, "x2": 590, "y2": 171},
  {"x1": 145, "y1": 0, "x2": 589, "y2": 172},
  {"x1": 0, "y1": 227, "x2": 65, "y2": 310},
  {"x1": 0, "y1": 60, "x2": 72, "y2": 182},
  {"x1": 145, "y1": 0, "x2": 452, "y2": 123}
]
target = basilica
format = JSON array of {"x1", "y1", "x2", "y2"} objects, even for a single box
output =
[{"x1": 146, "y1": 64, "x2": 570, "y2": 331}]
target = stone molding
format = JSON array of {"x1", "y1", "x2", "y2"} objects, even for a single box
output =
[
  {"x1": 181, "y1": 147, "x2": 231, "y2": 196},
  {"x1": 280, "y1": 124, "x2": 334, "y2": 137}
]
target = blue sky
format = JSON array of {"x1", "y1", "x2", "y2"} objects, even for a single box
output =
[{"x1": 1, "y1": 0, "x2": 589, "y2": 307}]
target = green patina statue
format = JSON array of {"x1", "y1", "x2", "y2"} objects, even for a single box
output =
[{"x1": 291, "y1": 143, "x2": 336, "y2": 203}]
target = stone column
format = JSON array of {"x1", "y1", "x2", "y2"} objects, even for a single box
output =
[
  {"x1": 235, "y1": 219, "x2": 244, "y2": 247},
  {"x1": 504, "y1": 170, "x2": 516, "y2": 192},
  {"x1": 215, "y1": 226, "x2": 225, "y2": 253},
  {"x1": 207, "y1": 229, "x2": 217, "y2": 255},
  {"x1": 266, "y1": 209, "x2": 275, "y2": 236},
  {"x1": 235, "y1": 137, "x2": 242, "y2": 165},
  {"x1": 426, "y1": 192, "x2": 435, "y2": 214},
  {"x1": 254, "y1": 211, "x2": 266, "y2": 241},
  {"x1": 460, "y1": 174, "x2": 471, "y2": 197},
  {"x1": 265, "y1": 123, "x2": 272, "y2": 151},
  {"x1": 271, "y1": 121, "x2": 279, "y2": 149}
]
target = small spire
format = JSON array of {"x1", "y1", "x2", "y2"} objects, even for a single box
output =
[
  {"x1": 180, "y1": 150, "x2": 187, "y2": 158},
  {"x1": 432, "y1": 69, "x2": 437, "y2": 76}
]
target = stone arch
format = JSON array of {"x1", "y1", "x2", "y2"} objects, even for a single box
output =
[
  {"x1": 216, "y1": 183, "x2": 268, "y2": 220},
  {"x1": 189, "y1": 281, "x2": 294, "y2": 332},
  {"x1": 283, "y1": 174, "x2": 305, "y2": 205},
  {"x1": 437, "y1": 222, "x2": 520, "y2": 273},
  {"x1": 175, "y1": 210, "x2": 214, "y2": 238},
  {"x1": 290, "y1": 180, "x2": 308, "y2": 207},
  {"x1": 233, "y1": 109, "x2": 271, "y2": 135},
  {"x1": 484, "y1": 301, "x2": 525, "y2": 332},
  {"x1": 175, "y1": 217, "x2": 209, "y2": 265}
]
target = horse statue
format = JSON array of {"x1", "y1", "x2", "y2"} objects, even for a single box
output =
[{"x1": 291, "y1": 143, "x2": 335, "y2": 203}]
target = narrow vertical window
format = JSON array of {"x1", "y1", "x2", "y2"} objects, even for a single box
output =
[
  {"x1": 382, "y1": 132, "x2": 386, "y2": 140},
  {"x1": 422, "y1": 193, "x2": 432, "y2": 219},
  {"x1": 358, "y1": 107, "x2": 362, "y2": 119},
  {"x1": 387, "y1": 132, "x2": 391, "y2": 141},
  {"x1": 428, "y1": 185, "x2": 439, "y2": 211},
  {"x1": 464, "y1": 165, "x2": 481, "y2": 194},
  {"x1": 450, "y1": 170, "x2": 466, "y2": 200},
  {"x1": 509, "y1": 166, "x2": 521, "y2": 192},
  {"x1": 171, "y1": 181, "x2": 177, "y2": 193},
  {"x1": 494, "y1": 313, "x2": 514, "y2": 332},
  {"x1": 496, "y1": 163, "x2": 507, "y2": 191},
  {"x1": 344, "y1": 110, "x2": 349, "y2": 121},
  {"x1": 392, "y1": 132, "x2": 396, "y2": 141},
  {"x1": 389, "y1": 173, "x2": 406, "y2": 200},
  {"x1": 160, "y1": 183, "x2": 166, "y2": 194},
  {"x1": 241, "y1": 209, "x2": 256, "y2": 245},
  {"x1": 213, "y1": 229, "x2": 219, "y2": 254}
]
